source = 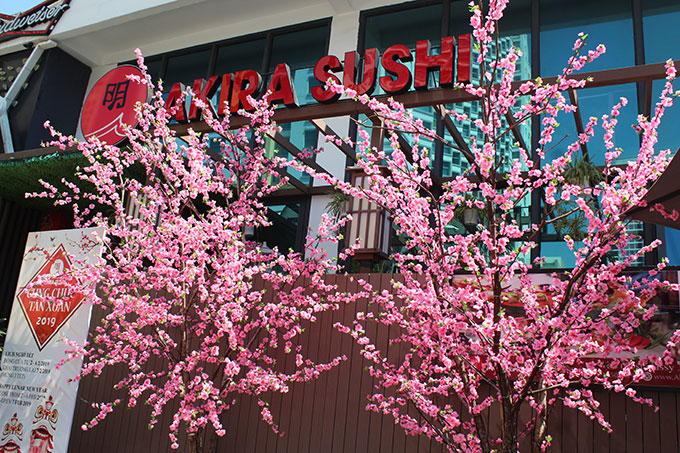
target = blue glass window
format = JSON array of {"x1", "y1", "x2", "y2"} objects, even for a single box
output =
[
  {"x1": 164, "y1": 49, "x2": 211, "y2": 90},
  {"x1": 540, "y1": 0, "x2": 634, "y2": 75}
]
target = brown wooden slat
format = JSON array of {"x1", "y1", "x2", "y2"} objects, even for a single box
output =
[
  {"x1": 282, "y1": 280, "x2": 312, "y2": 452},
  {"x1": 356, "y1": 273, "x2": 379, "y2": 452},
  {"x1": 577, "y1": 407, "x2": 594, "y2": 453},
  {"x1": 98, "y1": 364, "x2": 122, "y2": 453},
  {"x1": 274, "y1": 299, "x2": 297, "y2": 453},
  {"x1": 517, "y1": 402, "x2": 533, "y2": 452},
  {"x1": 331, "y1": 273, "x2": 356, "y2": 453},
  {"x1": 548, "y1": 399, "x2": 563, "y2": 452},
  {"x1": 366, "y1": 273, "x2": 386, "y2": 453},
  {"x1": 390, "y1": 274, "x2": 408, "y2": 453},
  {"x1": 379, "y1": 275, "x2": 397, "y2": 453},
  {"x1": 625, "y1": 393, "x2": 644, "y2": 453},
  {"x1": 298, "y1": 277, "x2": 322, "y2": 453},
  {"x1": 310, "y1": 274, "x2": 338, "y2": 452},
  {"x1": 343, "y1": 274, "x2": 367, "y2": 452},
  {"x1": 608, "y1": 391, "x2": 626, "y2": 453},
  {"x1": 317, "y1": 274, "x2": 341, "y2": 452},
  {"x1": 591, "y1": 389, "x2": 610, "y2": 453},
  {"x1": 486, "y1": 384, "x2": 501, "y2": 447},
  {"x1": 641, "y1": 391, "x2": 661, "y2": 453},
  {"x1": 259, "y1": 278, "x2": 284, "y2": 452},
  {"x1": 239, "y1": 379, "x2": 260, "y2": 452},
  {"x1": 561, "y1": 405, "x2": 579, "y2": 453}
]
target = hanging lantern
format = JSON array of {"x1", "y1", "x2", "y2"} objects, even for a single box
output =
[{"x1": 346, "y1": 166, "x2": 390, "y2": 268}]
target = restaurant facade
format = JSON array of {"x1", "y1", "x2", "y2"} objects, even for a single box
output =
[{"x1": 1, "y1": 0, "x2": 680, "y2": 451}]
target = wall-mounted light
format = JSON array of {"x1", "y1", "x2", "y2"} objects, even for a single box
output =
[{"x1": 346, "y1": 167, "x2": 390, "y2": 270}]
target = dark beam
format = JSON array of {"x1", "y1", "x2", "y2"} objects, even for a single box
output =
[
  {"x1": 263, "y1": 185, "x2": 335, "y2": 200},
  {"x1": 644, "y1": 80, "x2": 653, "y2": 120},
  {"x1": 567, "y1": 89, "x2": 589, "y2": 159},
  {"x1": 369, "y1": 115, "x2": 385, "y2": 151},
  {"x1": 433, "y1": 104, "x2": 475, "y2": 165},
  {"x1": 503, "y1": 111, "x2": 529, "y2": 154},
  {"x1": 267, "y1": 130, "x2": 331, "y2": 176},
  {"x1": 309, "y1": 118, "x2": 356, "y2": 162}
]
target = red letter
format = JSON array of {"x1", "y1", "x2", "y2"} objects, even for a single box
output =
[
  {"x1": 414, "y1": 36, "x2": 454, "y2": 90},
  {"x1": 266, "y1": 63, "x2": 298, "y2": 107},
  {"x1": 457, "y1": 34, "x2": 471, "y2": 83},
  {"x1": 164, "y1": 82, "x2": 186, "y2": 122},
  {"x1": 379, "y1": 44, "x2": 413, "y2": 94},
  {"x1": 312, "y1": 55, "x2": 342, "y2": 103},
  {"x1": 343, "y1": 49, "x2": 379, "y2": 96},
  {"x1": 188, "y1": 76, "x2": 220, "y2": 120},
  {"x1": 217, "y1": 73, "x2": 232, "y2": 116},
  {"x1": 231, "y1": 70, "x2": 262, "y2": 113}
]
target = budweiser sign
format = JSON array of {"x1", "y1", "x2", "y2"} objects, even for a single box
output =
[{"x1": 0, "y1": 0, "x2": 70, "y2": 43}]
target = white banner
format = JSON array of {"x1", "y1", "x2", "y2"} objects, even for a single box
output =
[{"x1": 0, "y1": 228, "x2": 103, "y2": 453}]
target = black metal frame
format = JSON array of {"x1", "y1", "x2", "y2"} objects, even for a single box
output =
[{"x1": 130, "y1": 18, "x2": 332, "y2": 83}]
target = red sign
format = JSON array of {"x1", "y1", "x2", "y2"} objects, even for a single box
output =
[
  {"x1": 165, "y1": 35, "x2": 472, "y2": 121},
  {"x1": 0, "y1": 0, "x2": 70, "y2": 43},
  {"x1": 16, "y1": 245, "x2": 84, "y2": 350},
  {"x1": 80, "y1": 65, "x2": 148, "y2": 146}
]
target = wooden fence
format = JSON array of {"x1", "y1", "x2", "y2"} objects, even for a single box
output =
[{"x1": 67, "y1": 273, "x2": 680, "y2": 452}]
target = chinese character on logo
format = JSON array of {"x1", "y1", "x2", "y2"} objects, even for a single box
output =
[{"x1": 102, "y1": 80, "x2": 130, "y2": 110}]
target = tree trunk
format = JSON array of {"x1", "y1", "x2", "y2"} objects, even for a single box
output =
[
  {"x1": 188, "y1": 433, "x2": 198, "y2": 453},
  {"x1": 188, "y1": 429, "x2": 204, "y2": 453},
  {"x1": 531, "y1": 389, "x2": 550, "y2": 453},
  {"x1": 500, "y1": 402, "x2": 519, "y2": 453}
]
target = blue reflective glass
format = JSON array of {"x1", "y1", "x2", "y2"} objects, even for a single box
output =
[
  {"x1": 543, "y1": 84, "x2": 639, "y2": 166},
  {"x1": 643, "y1": 0, "x2": 680, "y2": 64},
  {"x1": 540, "y1": 240, "x2": 575, "y2": 269},
  {"x1": 291, "y1": 67, "x2": 317, "y2": 106},
  {"x1": 650, "y1": 79, "x2": 680, "y2": 155},
  {"x1": 214, "y1": 39, "x2": 266, "y2": 75},
  {"x1": 365, "y1": 4, "x2": 442, "y2": 51},
  {"x1": 664, "y1": 227, "x2": 680, "y2": 265},
  {"x1": 450, "y1": 0, "x2": 532, "y2": 77},
  {"x1": 269, "y1": 26, "x2": 328, "y2": 71},
  {"x1": 540, "y1": 0, "x2": 634, "y2": 75},
  {"x1": 164, "y1": 49, "x2": 211, "y2": 89}
]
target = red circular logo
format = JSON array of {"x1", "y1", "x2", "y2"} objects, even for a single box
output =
[{"x1": 80, "y1": 65, "x2": 148, "y2": 145}]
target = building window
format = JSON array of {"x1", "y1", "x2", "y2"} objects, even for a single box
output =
[{"x1": 540, "y1": 0, "x2": 634, "y2": 75}]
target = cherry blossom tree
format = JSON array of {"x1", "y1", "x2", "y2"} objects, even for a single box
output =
[
  {"x1": 303, "y1": 1, "x2": 680, "y2": 451},
  {"x1": 36, "y1": 52, "x2": 351, "y2": 452}
]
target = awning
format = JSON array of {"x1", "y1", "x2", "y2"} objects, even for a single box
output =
[{"x1": 626, "y1": 149, "x2": 680, "y2": 229}]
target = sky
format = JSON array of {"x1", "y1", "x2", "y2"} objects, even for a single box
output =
[{"x1": 0, "y1": 0, "x2": 41, "y2": 15}]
